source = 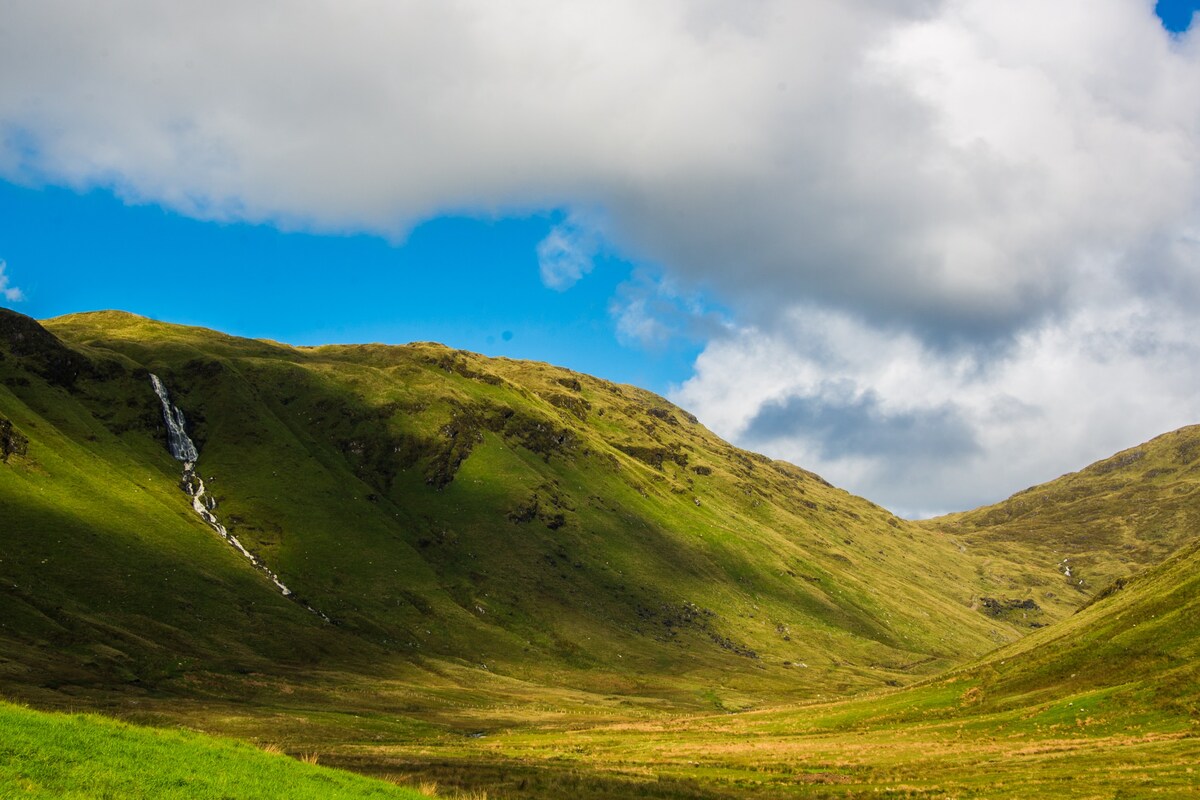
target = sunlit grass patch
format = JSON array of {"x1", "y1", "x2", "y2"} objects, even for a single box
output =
[{"x1": 0, "y1": 700, "x2": 431, "y2": 799}]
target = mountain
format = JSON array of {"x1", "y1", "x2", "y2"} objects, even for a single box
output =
[
  {"x1": 5, "y1": 306, "x2": 1200, "y2": 798},
  {"x1": 0, "y1": 307, "x2": 1034, "y2": 710},
  {"x1": 924, "y1": 425, "x2": 1200, "y2": 619}
]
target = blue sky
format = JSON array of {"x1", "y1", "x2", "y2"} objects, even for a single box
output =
[
  {"x1": 2, "y1": 1, "x2": 1198, "y2": 516},
  {"x1": 0, "y1": 181, "x2": 705, "y2": 392},
  {"x1": 1158, "y1": 0, "x2": 1200, "y2": 30}
]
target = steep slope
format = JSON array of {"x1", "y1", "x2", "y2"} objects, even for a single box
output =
[
  {"x1": 309, "y1": 417, "x2": 1200, "y2": 799},
  {"x1": 0, "y1": 310, "x2": 357, "y2": 697},
  {"x1": 937, "y1": 537, "x2": 1200, "y2": 719},
  {"x1": 2, "y1": 308, "x2": 1020, "y2": 708},
  {"x1": 924, "y1": 425, "x2": 1200, "y2": 618}
]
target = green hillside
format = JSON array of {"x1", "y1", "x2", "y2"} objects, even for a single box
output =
[
  {"x1": 1, "y1": 308, "x2": 1034, "y2": 710},
  {"x1": 0, "y1": 699, "x2": 430, "y2": 799},
  {"x1": 0, "y1": 310, "x2": 355, "y2": 698}
]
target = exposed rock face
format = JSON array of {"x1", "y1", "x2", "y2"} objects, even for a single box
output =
[
  {"x1": 977, "y1": 596, "x2": 1045, "y2": 628},
  {"x1": 0, "y1": 416, "x2": 28, "y2": 462},
  {"x1": 979, "y1": 597, "x2": 1040, "y2": 616}
]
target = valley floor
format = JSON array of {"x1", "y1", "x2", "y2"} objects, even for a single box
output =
[{"x1": 7, "y1": 661, "x2": 1197, "y2": 799}]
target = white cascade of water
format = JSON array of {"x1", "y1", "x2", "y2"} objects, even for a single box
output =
[
  {"x1": 150, "y1": 373, "x2": 198, "y2": 461},
  {"x1": 149, "y1": 374, "x2": 329, "y2": 622}
]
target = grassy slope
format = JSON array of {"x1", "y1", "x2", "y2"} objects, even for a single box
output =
[
  {"x1": 1, "y1": 308, "x2": 1030, "y2": 710},
  {"x1": 0, "y1": 312, "x2": 364, "y2": 700},
  {"x1": 923, "y1": 425, "x2": 1200, "y2": 619},
  {"x1": 0, "y1": 699, "x2": 430, "y2": 799}
]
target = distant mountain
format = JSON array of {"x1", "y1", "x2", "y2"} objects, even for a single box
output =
[
  {"x1": 924, "y1": 425, "x2": 1200, "y2": 619},
  {"x1": 950, "y1": 535, "x2": 1200, "y2": 714},
  {"x1": 2, "y1": 307, "x2": 1030, "y2": 707}
]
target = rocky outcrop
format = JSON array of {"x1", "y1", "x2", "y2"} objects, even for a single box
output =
[
  {"x1": 0, "y1": 308, "x2": 93, "y2": 388},
  {"x1": 0, "y1": 415, "x2": 28, "y2": 462}
]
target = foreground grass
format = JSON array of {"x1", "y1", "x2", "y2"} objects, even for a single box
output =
[
  {"x1": 0, "y1": 700, "x2": 430, "y2": 799},
  {"x1": 9, "y1": 682, "x2": 1194, "y2": 800}
]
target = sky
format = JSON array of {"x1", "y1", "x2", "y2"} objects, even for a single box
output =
[{"x1": 1, "y1": 0, "x2": 1199, "y2": 517}]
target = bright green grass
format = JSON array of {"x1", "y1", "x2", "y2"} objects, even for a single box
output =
[{"x1": 0, "y1": 699, "x2": 429, "y2": 799}]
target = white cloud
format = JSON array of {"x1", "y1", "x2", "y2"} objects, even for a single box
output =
[
  {"x1": 612, "y1": 292, "x2": 673, "y2": 349},
  {"x1": 2, "y1": 1, "x2": 1199, "y2": 509},
  {"x1": 673, "y1": 295, "x2": 1200, "y2": 517},
  {"x1": 5, "y1": 2, "x2": 1193, "y2": 336},
  {"x1": 609, "y1": 270, "x2": 730, "y2": 348},
  {"x1": 2, "y1": 2, "x2": 1196, "y2": 337},
  {"x1": 0, "y1": 260, "x2": 25, "y2": 302},
  {"x1": 537, "y1": 215, "x2": 599, "y2": 290}
]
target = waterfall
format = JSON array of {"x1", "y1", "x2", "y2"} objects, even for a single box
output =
[
  {"x1": 150, "y1": 374, "x2": 198, "y2": 462},
  {"x1": 150, "y1": 374, "x2": 328, "y2": 622}
]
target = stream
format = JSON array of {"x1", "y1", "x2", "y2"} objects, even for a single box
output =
[{"x1": 150, "y1": 374, "x2": 329, "y2": 622}]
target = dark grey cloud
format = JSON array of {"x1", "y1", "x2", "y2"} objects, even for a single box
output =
[{"x1": 743, "y1": 383, "x2": 980, "y2": 463}]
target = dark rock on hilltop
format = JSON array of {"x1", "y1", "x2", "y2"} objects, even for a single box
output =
[{"x1": 0, "y1": 307, "x2": 95, "y2": 388}]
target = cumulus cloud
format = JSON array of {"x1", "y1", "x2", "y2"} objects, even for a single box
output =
[
  {"x1": 0, "y1": 260, "x2": 25, "y2": 302},
  {"x1": 672, "y1": 297, "x2": 1200, "y2": 516},
  {"x1": 2, "y1": 1, "x2": 1199, "y2": 510},
  {"x1": 5, "y1": 1, "x2": 1194, "y2": 340},
  {"x1": 2, "y1": 0, "x2": 1190, "y2": 335},
  {"x1": 537, "y1": 215, "x2": 599, "y2": 290}
]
